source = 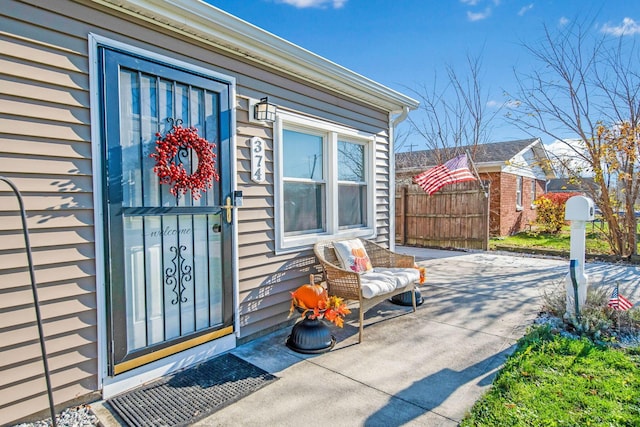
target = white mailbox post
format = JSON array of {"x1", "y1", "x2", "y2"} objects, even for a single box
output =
[{"x1": 564, "y1": 195, "x2": 595, "y2": 315}]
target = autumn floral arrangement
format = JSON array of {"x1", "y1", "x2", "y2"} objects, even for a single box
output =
[
  {"x1": 289, "y1": 275, "x2": 351, "y2": 327},
  {"x1": 150, "y1": 123, "x2": 219, "y2": 200},
  {"x1": 415, "y1": 264, "x2": 426, "y2": 285}
]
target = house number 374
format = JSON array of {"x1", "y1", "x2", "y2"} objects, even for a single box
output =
[{"x1": 251, "y1": 137, "x2": 266, "y2": 183}]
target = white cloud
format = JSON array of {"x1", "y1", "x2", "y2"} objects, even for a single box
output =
[
  {"x1": 461, "y1": 0, "x2": 500, "y2": 6},
  {"x1": 547, "y1": 139, "x2": 584, "y2": 155},
  {"x1": 462, "y1": 0, "x2": 502, "y2": 22},
  {"x1": 559, "y1": 16, "x2": 569, "y2": 27},
  {"x1": 546, "y1": 139, "x2": 592, "y2": 177},
  {"x1": 518, "y1": 4, "x2": 533, "y2": 16},
  {"x1": 277, "y1": 0, "x2": 346, "y2": 8},
  {"x1": 601, "y1": 17, "x2": 640, "y2": 36},
  {"x1": 467, "y1": 7, "x2": 491, "y2": 21}
]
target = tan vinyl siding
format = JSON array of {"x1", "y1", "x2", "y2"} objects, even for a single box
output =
[
  {"x1": 374, "y1": 134, "x2": 393, "y2": 242},
  {"x1": 1, "y1": 1, "x2": 96, "y2": 423},
  {"x1": 234, "y1": 99, "x2": 392, "y2": 339},
  {"x1": 1, "y1": 0, "x2": 395, "y2": 422}
]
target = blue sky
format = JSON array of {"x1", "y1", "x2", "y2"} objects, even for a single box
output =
[{"x1": 206, "y1": 0, "x2": 640, "y2": 151}]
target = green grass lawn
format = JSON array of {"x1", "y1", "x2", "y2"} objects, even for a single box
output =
[
  {"x1": 472, "y1": 221, "x2": 640, "y2": 425},
  {"x1": 489, "y1": 222, "x2": 640, "y2": 255},
  {"x1": 490, "y1": 229, "x2": 612, "y2": 254},
  {"x1": 460, "y1": 326, "x2": 640, "y2": 426}
]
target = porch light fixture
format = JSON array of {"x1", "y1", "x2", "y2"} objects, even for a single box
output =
[{"x1": 253, "y1": 97, "x2": 277, "y2": 122}]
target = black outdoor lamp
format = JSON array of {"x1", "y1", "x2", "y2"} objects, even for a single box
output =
[{"x1": 253, "y1": 97, "x2": 277, "y2": 122}]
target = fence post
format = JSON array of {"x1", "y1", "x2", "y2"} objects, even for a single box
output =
[
  {"x1": 482, "y1": 180, "x2": 490, "y2": 250},
  {"x1": 397, "y1": 186, "x2": 407, "y2": 245}
]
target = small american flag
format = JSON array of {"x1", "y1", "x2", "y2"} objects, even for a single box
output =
[
  {"x1": 608, "y1": 285, "x2": 633, "y2": 311},
  {"x1": 413, "y1": 154, "x2": 477, "y2": 195}
]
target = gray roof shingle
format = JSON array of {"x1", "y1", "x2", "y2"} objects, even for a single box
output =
[{"x1": 396, "y1": 138, "x2": 540, "y2": 169}]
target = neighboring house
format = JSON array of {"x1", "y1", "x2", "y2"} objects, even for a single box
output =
[
  {"x1": 546, "y1": 177, "x2": 598, "y2": 194},
  {"x1": 547, "y1": 178, "x2": 603, "y2": 214},
  {"x1": 396, "y1": 138, "x2": 556, "y2": 236},
  {"x1": 0, "y1": 1, "x2": 418, "y2": 423}
]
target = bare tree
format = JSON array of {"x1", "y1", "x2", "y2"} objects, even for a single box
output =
[
  {"x1": 392, "y1": 124, "x2": 413, "y2": 153},
  {"x1": 545, "y1": 139, "x2": 592, "y2": 178},
  {"x1": 507, "y1": 20, "x2": 640, "y2": 257},
  {"x1": 406, "y1": 54, "x2": 499, "y2": 163}
]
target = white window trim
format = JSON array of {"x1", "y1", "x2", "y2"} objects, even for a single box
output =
[
  {"x1": 274, "y1": 111, "x2": 376, "y2": 253},
  {"x1": 516, "y1": 175, "x2": 523, "y2": 211},
  {"x1": 530, "y1": 179, "x2": 537, "y2": 209}
]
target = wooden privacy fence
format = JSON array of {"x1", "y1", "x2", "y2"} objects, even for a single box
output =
[{"x1": 395, "y1": 181, "x2": 490, "y2": 251}]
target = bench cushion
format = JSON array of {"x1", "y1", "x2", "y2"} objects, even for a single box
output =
[
  {"x1": 333, "y1": 239, "x2": 373, "y2": 273},
  {"x1": 360, "y1": 267, "x2": 420, "y2": 299}
]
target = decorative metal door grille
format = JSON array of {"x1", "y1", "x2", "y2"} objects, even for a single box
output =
[{"x1": 101, "y1": 47, "x2": 233, "y2": 374}]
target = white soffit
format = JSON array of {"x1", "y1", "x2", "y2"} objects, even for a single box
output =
[{"x1": 93, "y1": 0, "x2": 419, "y2": 112}]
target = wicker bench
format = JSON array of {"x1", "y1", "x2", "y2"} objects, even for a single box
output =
[{"x1": 313, "y1": 238, "x2": 419, "y2": 343}]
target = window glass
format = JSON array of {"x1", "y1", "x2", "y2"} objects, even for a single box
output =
[
  {"x1": 338, "y1": 141, "x2": 364, "y2": 181},
  {"x1": 339, "y1": 183, "x2": 367, "y2": 228},
  {"x1": 516, "y1": 176, "x2": 523, "y2": 208},
  {"x1": 530, "y1": 180, "x2": 536, "y2": 207},
  {"x1": 283, "y1": 130, "x2": 323, "y2": 180},
  {"x1": 283, "y1": 182, "x2": 325, "y2": 233}
]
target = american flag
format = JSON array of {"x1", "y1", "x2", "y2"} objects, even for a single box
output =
[
  {"x1": 413, "y1": 154, "x2": 477, "y2": 195},
  {"x1": 608, "y1": 285, "x2": 633, "y2": 311}
]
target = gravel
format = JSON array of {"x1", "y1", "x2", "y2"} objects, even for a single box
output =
[
  {"x1": 12, "y1": 405, "x2": 99, "y2": 427},
  {"x1": 533, "y1": 312, "x2": 640, "y2": 348}
]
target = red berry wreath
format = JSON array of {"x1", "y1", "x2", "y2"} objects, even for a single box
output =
[{"x1": 150, "y1": 125, "x2": 219, "y2": 200}]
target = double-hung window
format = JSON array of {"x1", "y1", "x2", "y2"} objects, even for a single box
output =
[{"x1": 275, "y1": 112, "x2": 374, "y2": 252}]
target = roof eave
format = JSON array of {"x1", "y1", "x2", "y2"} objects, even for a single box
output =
[{"x1": 93, "y1": 0, "x2": 419, "y2": 112}]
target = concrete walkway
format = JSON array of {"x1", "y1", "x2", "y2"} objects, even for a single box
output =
[{"x1": 95, "y1": 248, "x2": 640, "y2": 426}]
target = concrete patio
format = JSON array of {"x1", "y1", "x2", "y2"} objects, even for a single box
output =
[{"x1": 94, "y1": 247, "x2": 640, "y2": 426}]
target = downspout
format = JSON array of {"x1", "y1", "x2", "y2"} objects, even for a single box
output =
[{"x1": 389, "y1": 106, "x2": 410, "y2": 251}]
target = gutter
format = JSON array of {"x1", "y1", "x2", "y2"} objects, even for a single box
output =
[{"x1": 389, "y1": 107, "x2": 411, "y2": 251}]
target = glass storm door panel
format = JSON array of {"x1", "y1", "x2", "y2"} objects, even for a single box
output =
[{"x1": 100, "y1": 48, "x2": 233, "y2": 375}]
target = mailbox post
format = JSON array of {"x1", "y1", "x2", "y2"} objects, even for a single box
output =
[{"x1": 564, "y1": 195, "x2": 595, "y2": 315}]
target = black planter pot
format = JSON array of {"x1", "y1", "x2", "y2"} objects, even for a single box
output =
[
  {"x1": 390, "y1": 287, "x2": 424, "y2": 306},
  {"x1": 286, "y1": 313, "x2": 336, "y2": 354}
]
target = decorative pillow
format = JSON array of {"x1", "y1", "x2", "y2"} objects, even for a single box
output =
[{"x1": 333, "y1": 239, "x2": 373, "y2": 273}]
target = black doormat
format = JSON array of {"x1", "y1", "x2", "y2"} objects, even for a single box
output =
[{"x1": 106, "y1": 353, "x2": 277, "y2": 426}]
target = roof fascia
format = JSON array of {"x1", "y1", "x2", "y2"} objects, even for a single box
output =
[
  {"x1": 509, "y1": 138, "x2": 555, "y2": 179},
  {"x1": 512, "y1": 137, "x2": 542, "y2": 159},
  {"x1": 92, "y1": 0, "x2": 419, "y2": 112},
  {"x1": 528, "y1": 139, "x2": 556, "y2": 179}
]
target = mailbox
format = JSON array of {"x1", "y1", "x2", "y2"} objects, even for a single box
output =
[{"x1": 565, "y1": 195, "x2": 595, "y2": 221}]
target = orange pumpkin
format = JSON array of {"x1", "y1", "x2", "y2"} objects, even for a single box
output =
[
  {"x1": 290, "y1": 275, "x2": 327, "y2": 310},
  {"x1": 288, "y1": 275, "x2": 350, "y2": 326}
]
